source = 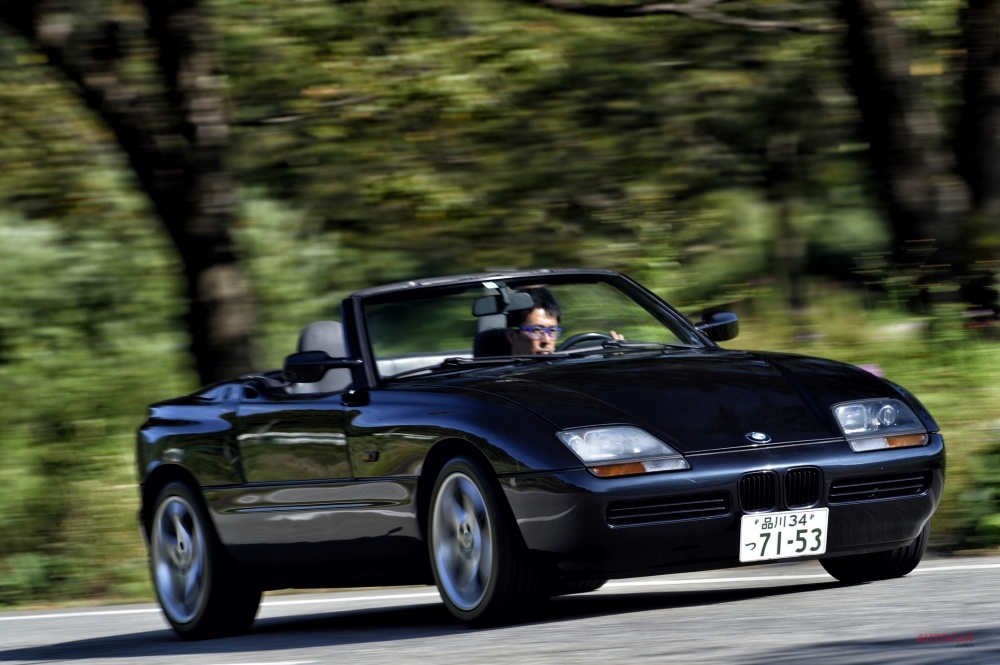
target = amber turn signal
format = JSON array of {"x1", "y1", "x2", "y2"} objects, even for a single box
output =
[
  {"x1": 886, "y1": 433, "x2": 929, "y2": 448},
  {"x1": 588, "y1": 462, "x2": 648, "y2": 478}
]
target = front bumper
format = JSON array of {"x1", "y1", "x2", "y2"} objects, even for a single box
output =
[{"x1": 501, "y1": 434, "x2": 945, "y2": 578}]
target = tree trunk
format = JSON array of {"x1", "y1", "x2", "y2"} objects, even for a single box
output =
[
  {"x1": 0, "y1": 0, "x2": 259, "y2": 384},
  {"x1": 957, "y1": 0, "x2": 1000, "y2": 312},
  {"x1": 836, "y1": 0, "x2": 971, "y2": 309}
]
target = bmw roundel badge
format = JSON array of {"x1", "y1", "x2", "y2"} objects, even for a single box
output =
[{"x1": 746, "y1": 432, "x2": 771, "y2": 443}]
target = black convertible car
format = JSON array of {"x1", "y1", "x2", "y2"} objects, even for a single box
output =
[{"x1": 136, "y1": 268, "x2": 944, "y2": 639}]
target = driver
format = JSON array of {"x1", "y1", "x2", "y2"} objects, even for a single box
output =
[
  {"x1": 504, "y1": 286, "x2": 625, "y2": 355},
  {"x1": 505, "y1": 287, "x2": 563, "y2": 355}
]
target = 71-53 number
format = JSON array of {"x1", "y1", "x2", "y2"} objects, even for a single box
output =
[{"x1": 757, "y1": 528, "x2": 823, "y2": 557}]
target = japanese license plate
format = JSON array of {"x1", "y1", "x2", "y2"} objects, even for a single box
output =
[{"x1": 739, "y1": 508, "x2": 829, "y2": 562}]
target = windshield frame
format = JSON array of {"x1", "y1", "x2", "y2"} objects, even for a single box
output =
[{"x1": 345, "y1": 269, "x2": 712, "y2": 387}]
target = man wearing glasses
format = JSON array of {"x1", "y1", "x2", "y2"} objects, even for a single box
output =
[{"x1": 505, "y1": 287, "x2": 563, "y2": 355}]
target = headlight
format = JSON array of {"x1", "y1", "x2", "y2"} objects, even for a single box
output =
[
  {"x1": 832, "y1": 399, "x2": 928, "y2": 452},
  {"x1": 556, "y1": 426, "x2": 690, "y2": 477}
]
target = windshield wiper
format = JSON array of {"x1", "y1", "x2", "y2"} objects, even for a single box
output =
[
  {"x1": 559, "y1": 340, "x2": 694, "y2": 357},
  {"x1": 604, "y1": 340, "x2": 692, "y2": 350},
  {"x1": 383, "y1": 343, "x2": 694, "y2": 380},
  {"x1": 383, "y1": 355, "x2": 540, "y2": 381}
]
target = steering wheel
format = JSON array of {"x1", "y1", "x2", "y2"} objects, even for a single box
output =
[{"x1": 556, "y1": 331, "x2": 615, "y2": 351}]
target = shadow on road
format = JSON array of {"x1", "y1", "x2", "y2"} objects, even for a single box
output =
[
  {"x1": 0, "y1": 603, "x2": 462, "y2": 662},
  {"x1": 542, "y1": 580, "x2": 845, "y2": 622}
]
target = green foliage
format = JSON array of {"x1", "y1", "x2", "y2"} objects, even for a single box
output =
[
  {"x1": 0, "y1": 41, "x2": 191, "y2": 604},
  {"x1": 0, "y1": 207, "x2": 187, "y2": 605},
  {"x1": 217, "y1": 0, "x2": 858, "y2": 294}
]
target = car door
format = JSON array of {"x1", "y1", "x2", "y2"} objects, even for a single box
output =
[
  {"x1": 229, "y1": 385, "x2": 425, "y2": 576},
  {"x1": 237, "y1": 390, "x2": 351, "y2": 483},
  {"x1": 227, "y1": 387, "x2": 356, "y2": 550}
]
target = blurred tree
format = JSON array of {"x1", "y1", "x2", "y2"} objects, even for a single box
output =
[
  {"x1": 524, "y1": 0, "x2": 999, "y2": 314},
  {"x1": 0, "y1": 0, "x2": 259, "y2": 384},
  {"x1": 954, "y1": 0, "x2": 1000, "y2": 312},
  {"x1": 212, "y1": 0, "x2": 860, "y2": 310},
  {"x1": 836, "y1": 0, "x2": 972, "y2": 311}
]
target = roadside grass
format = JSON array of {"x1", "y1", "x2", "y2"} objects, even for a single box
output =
[{"x1": 0, "y1": 431, "x2": 152, "y2": 609}]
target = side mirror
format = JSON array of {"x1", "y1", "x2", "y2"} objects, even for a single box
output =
[
  {"x1": 283, "y1": 351, "x2": 362, "y2": 383},
  {"x1": 696, "y1": 311, "x2": 739, "y2": 342}
]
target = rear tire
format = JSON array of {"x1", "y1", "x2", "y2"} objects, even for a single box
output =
[
  {"x1": 820, "y1": 522, "x2": 930, "y2": 584},
  {"x1": 150, "y1": 481, "x2": 261, "y2": 639},
  {"x1": 428, "y1": 457, "x2": 543, "y2": 626}
]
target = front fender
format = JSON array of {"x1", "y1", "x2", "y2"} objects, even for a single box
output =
[{"x1": 345, "y1": 386, "x2": 583, "y2": 477}]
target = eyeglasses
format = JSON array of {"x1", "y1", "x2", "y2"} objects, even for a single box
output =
[{"x1": 516, "y1": 325, "x2": 563, "y2": 340}]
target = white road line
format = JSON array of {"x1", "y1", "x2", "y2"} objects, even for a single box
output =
[
  {"x1": 0, "y1": 591, "x2": 442, "y2": 622},
  {"x1": 1, "y1": 562, "x2": 996, "y2": 622},
  {"x1": 262, "y1": 591, "x2": 441, "y2": 607},
  {"x1": 0, "y1": 607, "x2": 162, "y2": 621},
  {"x1": 910, "y1": 562, "x2": 1000, "y2": 573},
  {"x1": 603, "y1": 574, "x2": 831, "y2": 588},
  {"x1": 603, "y1": 562, "x2": 1000, "y2": 589}
]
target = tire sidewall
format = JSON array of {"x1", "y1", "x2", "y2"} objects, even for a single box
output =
[
  {"x1": 150, "y1": 481, "x2": 217, "y2": 635},
  {"x1": 428, "y1": 457, "x2": 504, "y2": 623}
]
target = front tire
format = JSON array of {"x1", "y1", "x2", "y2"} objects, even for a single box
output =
[
  {"x1": 820, "y1": 522, "x2": 930, "y2": 584},
  {"x1": 150, "y1": 481, "x2": 260, "y2": 639},
  {"x1": 428, "y1": 457, "x2": 542, "y2": 626}
]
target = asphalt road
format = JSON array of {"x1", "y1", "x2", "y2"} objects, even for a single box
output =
[{"x1": 1, "y1": 555, "x2": 997, "y2": 664}]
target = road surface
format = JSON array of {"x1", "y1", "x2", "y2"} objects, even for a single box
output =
[{"x1": 1, "y1": 555, "x2": 997, "y2": 664}]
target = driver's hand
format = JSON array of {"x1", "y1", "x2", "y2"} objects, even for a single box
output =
[{"x1": 611, "y1": 330, "x2": 625, "y2": 340}]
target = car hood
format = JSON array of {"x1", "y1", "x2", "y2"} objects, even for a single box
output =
[{"x1": 446, "y1": 349, "x2": 911, "y2": 454}]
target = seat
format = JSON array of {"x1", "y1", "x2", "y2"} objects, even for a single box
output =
[
  {"x1": 287, "y1": 320, "x2": 353, "y2": 394},
  {"x1": 473, "y1": 313, "x2": 511, "y2": 357}
]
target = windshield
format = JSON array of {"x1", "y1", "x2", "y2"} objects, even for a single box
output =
[{"x1": 363, "y1": 275, "x2": 703, "y2": 380}]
